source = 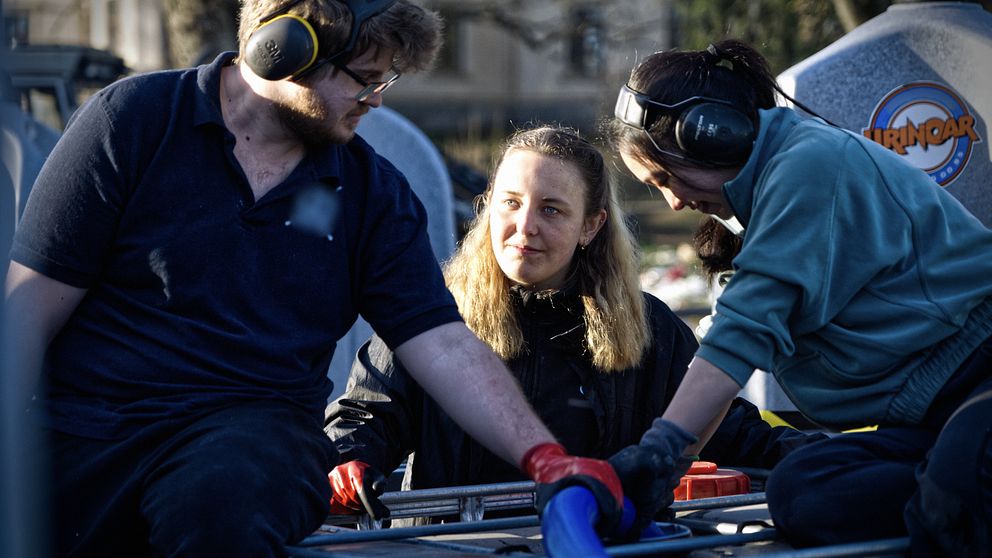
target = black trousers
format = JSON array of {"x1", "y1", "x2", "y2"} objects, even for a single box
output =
[
  {"x1": 766, "y1": 337, "x2": 992, "y2": 557},
  {"x1": 50, "y1": 400, "x2": 339, "y2": 557}
]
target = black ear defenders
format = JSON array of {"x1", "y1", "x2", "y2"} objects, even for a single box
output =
[
  {"x1": 245, "y1": 0, "x2": 397, "y2": 81},
  {"x1": 615, "y1": 42, "x2": 839, "y2": 167},
  {"x1": 245, "y1": 10, "x2": 318, "y2": 81},
  {"x1": 676, "y1": 101, "x2": 756, "y2": 166},
  {"x1": 614, "y1": 84, "x2": 756, "y2": 167}
]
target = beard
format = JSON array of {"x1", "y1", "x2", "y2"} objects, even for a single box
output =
[{"x1": 272, "y1": 88, "x2": 358, "y2": 148}]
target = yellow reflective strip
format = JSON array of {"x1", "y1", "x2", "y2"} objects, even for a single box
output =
[
  {"x1": 759, "y1": 410, "x2": 795, "y2": 429},
  {"x1": 842, "y1": 425, "x2": 878, "y2": 433},
  {"x1": 267, "y1": 14, "x2": 319, "y2": 75},
  {"x1": 759, "y1": 409, "x2": 877, "y2": 432}
]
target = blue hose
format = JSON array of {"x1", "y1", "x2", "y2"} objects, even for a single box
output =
[
  {"x1": 542, "y1": 486, "x2": 611, "y2": 557},
  {"x1": 541, "y1": 487, "x2": 690, "y2": 557}
]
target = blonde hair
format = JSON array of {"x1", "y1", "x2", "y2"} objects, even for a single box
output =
[
  {"x1": 444, "y1": 126, "x2": 650, "y2": 372},
  {"x1": 237, "y1": 0, "x2": 442, "y2": 75}
]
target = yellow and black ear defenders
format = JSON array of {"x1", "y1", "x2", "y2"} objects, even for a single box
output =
[{"x1": 244, "y1": 0, "x2": 397, "y2": 81}]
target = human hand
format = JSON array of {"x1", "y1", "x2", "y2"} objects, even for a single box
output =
[
  {"x1": 609, "y1": 419, "x2": 697, "y2": 535},
  {"x1": 522, "y1": 443, "x2": 624, "y2": 534},
  {"x1": 328, "y1": 460, "x2": 390, "y2": 519}
]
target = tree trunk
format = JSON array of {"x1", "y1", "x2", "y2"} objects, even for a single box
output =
[
  {"x1": 163, "y1": 0, "x2": 240, "y2": 68},
  {"x1": 831, "y1": 0, "x2": 863, "y2": 32}
]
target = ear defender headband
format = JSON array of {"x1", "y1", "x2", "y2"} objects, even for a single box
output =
[
  {"x1": 615, "y1": 43, "x2": 839, "y2": 167},
  {"x1": 614, "y1": 84, "x2": 755, "y2": 167},
  {"x1": 245, "y1": 0, "x2": 397, "y2": 81},
  {"x1": 614, "y1": 43, "x2": 755, "y2": 167}
]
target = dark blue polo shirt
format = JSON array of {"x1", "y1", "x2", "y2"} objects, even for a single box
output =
[{"x1": 11, "y1": 53, "x2": 461, "y2": 440}]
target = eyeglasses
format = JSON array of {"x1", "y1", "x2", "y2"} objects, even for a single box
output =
[{"x1": 327, "y1": 60, "x2": 400, "y2": 102}]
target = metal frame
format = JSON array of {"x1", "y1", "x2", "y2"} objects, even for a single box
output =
[
  {"x1": 326, "y1": 480, "x2": 537, "y2": 528},
  {"x1": 295, "y1": 483, "x2": 910, "y2": 557}
]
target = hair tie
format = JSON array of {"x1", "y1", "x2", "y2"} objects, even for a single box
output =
[{"x1": 705, "y1": 43, "x2": 734, "y2": 70}]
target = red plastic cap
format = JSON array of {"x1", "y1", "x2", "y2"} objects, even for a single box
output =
[
  {"x1": 686, "y1": 461, "x2": 718, "y2": 475},
  {"x1": 674, "y1": 461, "x2": 750, "y2": 501}
]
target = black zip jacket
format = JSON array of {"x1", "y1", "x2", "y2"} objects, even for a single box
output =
[{"x1": 326, "y1": 287, "x2": 825, "y2": 494}]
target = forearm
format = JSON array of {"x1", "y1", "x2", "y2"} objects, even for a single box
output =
[
  {"x1": 5, "y1": 268, "x2": 53, "y2": 400},
  {"x1": 1, "y1": 312, "x2": 48, "y2": 424},
  {"x1": 395, "y1": 322, "x2": 555, "y2": 467},
  {"x1": 660, "y1": 356, "x2": 741, "y2": 455},
  {"x1": 1, "y1": 304, "x2": 46, "y2": 402},
  {"x1": 3, "y1": 262, "x2": 87, "y2": 404}
]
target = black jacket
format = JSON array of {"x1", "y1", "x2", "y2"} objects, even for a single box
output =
[{"x1": 326, "y1": 287, "x2": 823, "y2": 492}]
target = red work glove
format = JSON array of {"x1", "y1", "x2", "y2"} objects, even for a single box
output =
[
  {"x1": 328, "y1": 460, "x2": 390, "y2": 519},
  {"x1": 522, "y1": 443, "x2": 624, "y2": 533}
]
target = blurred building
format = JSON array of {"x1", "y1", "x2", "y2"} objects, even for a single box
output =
[
  {"x1": 388, "y1": 1, "x2": 676, "y2": 135},
  {"x1": 4, "y1": 0, "x2": 167, "y2": 71},
  {"x1": 3, "y1": 0, "x2": 675, "y2": 135}
]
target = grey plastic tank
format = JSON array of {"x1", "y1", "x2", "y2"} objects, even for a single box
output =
[{"x1": 778, "y1": 1, "x2": 992, "y2": 226}]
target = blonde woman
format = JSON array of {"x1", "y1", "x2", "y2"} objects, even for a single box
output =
[{"x1": 325, "y1": 125, "x2": 819, "y2": 522}]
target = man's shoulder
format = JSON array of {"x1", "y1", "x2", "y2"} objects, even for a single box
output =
[
  {"x1": 63, "y1": 68, "x2": 195, "y2": 138},
  {"x1": 92, "y1": 67, "x2": 193, "y2": 108}
]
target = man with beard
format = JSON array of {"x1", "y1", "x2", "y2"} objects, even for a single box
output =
[{"x1": 2, "y1": 1, "x2": 624, "y2": 556}]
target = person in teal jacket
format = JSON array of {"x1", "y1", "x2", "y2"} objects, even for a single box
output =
[{"x1": 607, "y1": 38, "x2": 992, "y2": 556}]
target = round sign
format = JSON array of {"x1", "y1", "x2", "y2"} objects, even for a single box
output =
[{"x1": 862, "y1": 82, "x2": 982, "y2": 186}]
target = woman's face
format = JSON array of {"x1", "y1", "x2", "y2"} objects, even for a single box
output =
[
  {"x1": 620, "y1": 150, "x2": 739, "y2": 219},
  {"x1": 489, "y1": 150, "x2": 606, "y2": 291}
]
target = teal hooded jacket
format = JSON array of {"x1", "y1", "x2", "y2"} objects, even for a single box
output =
[{"x1": 698, "y1": 107, "x2": 992, "y2": 429}]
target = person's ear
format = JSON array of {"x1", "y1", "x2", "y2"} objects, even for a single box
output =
[{"x1": 581, "y1": 209, "x2": 608, "y2": 246}]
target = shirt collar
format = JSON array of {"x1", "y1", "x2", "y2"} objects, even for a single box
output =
[{"x1": 193, "y1": 51, "x2": 236, "y2": 128}]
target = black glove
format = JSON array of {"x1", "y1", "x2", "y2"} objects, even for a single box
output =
[{"x1": 609, "y1": 419, "x2": 697, "y2": 535}]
